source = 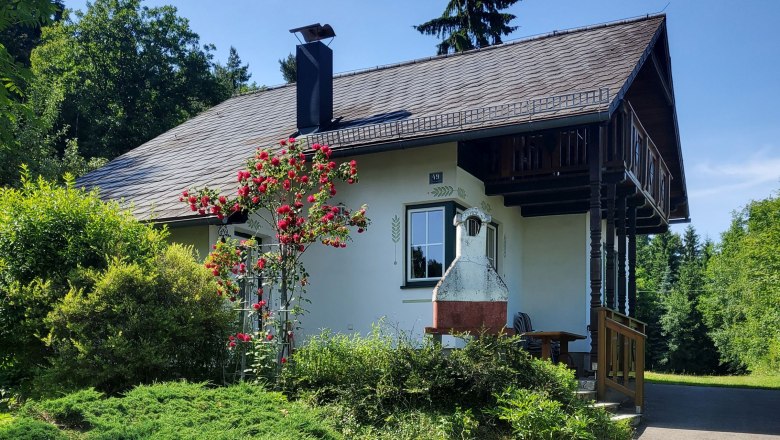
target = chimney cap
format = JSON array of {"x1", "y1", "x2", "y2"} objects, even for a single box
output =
[{"x1": 289, "y1": 23, "x2": 336, "y2": 43}]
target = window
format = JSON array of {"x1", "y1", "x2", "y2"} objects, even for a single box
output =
[
  {"x1": 486, "y1": 223, "x2": 498, "y2": 270},
  {"x1": 405, "y1": 203, "x2": 499, "y2": 286},
  {"x1": 408, "y1": 206, "x2": 446, "y2": 282}
]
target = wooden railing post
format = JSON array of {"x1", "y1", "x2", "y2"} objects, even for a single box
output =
[
  {"x1": 597, "y1": 308, "x2": 606, "y2": 400},
  {"x1": 636, "y1": 334, "x2": 645, "y2": 414},
  {"x1": 501, "y1": 138, "x2": 513, "y2": 178},
  {"x1": 628, "y1": 205, "x2": 637, "y2": 317}
]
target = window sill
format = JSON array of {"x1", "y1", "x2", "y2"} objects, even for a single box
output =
[{"x1": 401, "y1": 281, "x2": 439, "y2": 289}]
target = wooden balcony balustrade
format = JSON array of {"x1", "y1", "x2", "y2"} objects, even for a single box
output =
[
  {"x1": 596, "y1": 307, "x2": 646, "y2": 414},
  {"x1": 485, "y1": 128, "x2": 589, "y2": 181},
  {"x1": 478, "y1": 101, "x2": 671, "y2": 219},
  {"x1": 607, "y1": 101, "x2": 672, "y2": 218}
]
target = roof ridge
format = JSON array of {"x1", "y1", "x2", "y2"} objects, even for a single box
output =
[
  {"x1": 235, "y1": 13, "x2": 666, "y2": 98},
  {"x1": 332, "y1": 13, "x2": 666, "y2": 79}
]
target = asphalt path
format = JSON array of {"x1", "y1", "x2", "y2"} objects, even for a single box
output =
[{"x1": 637, "y1": 383, "x2": 780, "y2": 439}]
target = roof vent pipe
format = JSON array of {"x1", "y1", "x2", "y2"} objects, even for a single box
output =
[{"x1": 290, "y1": 24, "x2": 335, "y2": 135}]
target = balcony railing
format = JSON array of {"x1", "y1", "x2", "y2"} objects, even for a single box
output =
[
  {"x1": 597, "y1": 307, "x2": 646, "y2": 414},
  {"x1": 612, "y1": 101, "x2": 671, "y2": 217},
  {"x1": 485, "y1": 127, "x2": 590, "y2": 181},
  {"x1": 480, "y1": 101, "x2": 671, "y2": 219}
]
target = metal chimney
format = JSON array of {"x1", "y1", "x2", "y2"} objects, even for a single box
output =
[{"x1": 290, "y1": 24, "x2": 335, "y2": 135}]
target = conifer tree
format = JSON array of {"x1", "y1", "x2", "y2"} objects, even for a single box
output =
[{"x1": 415, "y1": 0, "x2": 521, "y2": 55}]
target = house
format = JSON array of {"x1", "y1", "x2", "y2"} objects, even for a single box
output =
[{"x1": 78, "y1": 14, "x2": 688, "y2": 409}]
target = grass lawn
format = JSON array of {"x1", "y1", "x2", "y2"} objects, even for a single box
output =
[{"x1": 646, "y1": 372, "x2": 780, "y2": 390}]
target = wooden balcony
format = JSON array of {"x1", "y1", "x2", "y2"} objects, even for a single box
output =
[
  {"x1": 607, "y1": 101, "x2": 672, "y2": 220},
  {"x1": 460, "y1": 101, "x2": 671, "y2": 226}
]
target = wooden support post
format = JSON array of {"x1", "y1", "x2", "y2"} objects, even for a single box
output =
[
  {"x1": 605, "y1": 184, "x2": 616, "y2": 309},
  {"x1": 617, "y1": 195, "x2": 627, "y2": 314},
  {"x1": 589, "y1": 125, "x2": 604, "y2": 359},
  {"x1": 628, "y1": 204, "x2": 637, "y2": 317}
]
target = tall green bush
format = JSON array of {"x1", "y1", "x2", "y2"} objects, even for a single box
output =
[
  {"x1": 282, "y1": 327, "x2": 577, "y2": 424},
  {"x1": 41, "y1": 244, "x2": 234, "y2": 395},
  {"x1": 701, "y1": 192, "x2": 780, "y2": 373},
  {"x1": 0, "y1": 174, "x2": 167, "y2": 392}
]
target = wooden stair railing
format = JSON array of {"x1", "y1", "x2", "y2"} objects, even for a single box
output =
[{"x1": 596, "y1": 307, "x2": 646, "y2": 414}]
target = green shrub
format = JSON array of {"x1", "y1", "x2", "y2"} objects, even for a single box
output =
[
  {"x1": 493, "y1": 387, "x2": 632, "y2": 440},
  {"x1": 282, "y1": 327, "x2": 577, "y2": 425},
  {"x1": 0, "y1": 417, "x2": 65, "y2": 440},
  {"x1": 0, "y1": 175, "x2": 167, "y2": 392},
  {"x1": 16, "y1": 381, "x2": 340, "y2": 439},
  {"x1": 321, "y1": 404, "x2": 485, "y2": 440},
  {"x1": 39, "y1": 245, "x2": 234, "y2": 395}
]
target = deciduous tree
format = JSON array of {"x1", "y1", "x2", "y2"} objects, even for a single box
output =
[
  {"x1": 31, "y1": 0, "x2": 230, "y2": 160},
  {"x1": 701, "y1": 192, "x2": 780, "y2": 373}
]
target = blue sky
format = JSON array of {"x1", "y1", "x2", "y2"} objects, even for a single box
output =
[{"x1": 63, "y1": 0, "x2": 780, "y2": 241}]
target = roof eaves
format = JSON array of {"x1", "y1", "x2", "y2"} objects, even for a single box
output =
[{"x1": 607, "y1": 15, "x2": 667, "y2": 117}]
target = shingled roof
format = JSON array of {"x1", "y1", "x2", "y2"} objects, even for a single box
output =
[{"x1": 78, "y1": 14, "x2": 669, "y2": 221}]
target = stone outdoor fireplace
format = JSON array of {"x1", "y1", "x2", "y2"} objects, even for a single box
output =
[{"x1": 429, "y1": 207, "x2": 509, "y2": 334}]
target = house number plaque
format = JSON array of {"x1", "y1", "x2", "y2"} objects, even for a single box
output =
[{"x1": 429, "y1": 172, "x2": 443, "y2": 184}]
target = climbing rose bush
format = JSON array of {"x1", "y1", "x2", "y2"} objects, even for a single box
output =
[{"x1": 181, "y1": 138, "x2": 369, "y2": 377}]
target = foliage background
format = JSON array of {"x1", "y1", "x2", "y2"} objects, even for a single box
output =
[{"x1": 0, "y1": 176, "x2": 233, "y2": 397}]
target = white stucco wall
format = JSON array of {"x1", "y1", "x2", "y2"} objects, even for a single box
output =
[
  {"x1": 163, "y1": 142, "x2": 608, "y2": 351},
  {"x1": 521, "y1": 214, "x2": 590, "y2": 353},
  {"x1": 299, "y1": 143, "x2": 526, "y2": 342},
  {"x1": 167, "y1": 225, "x2": 210, "y2": 261}
]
